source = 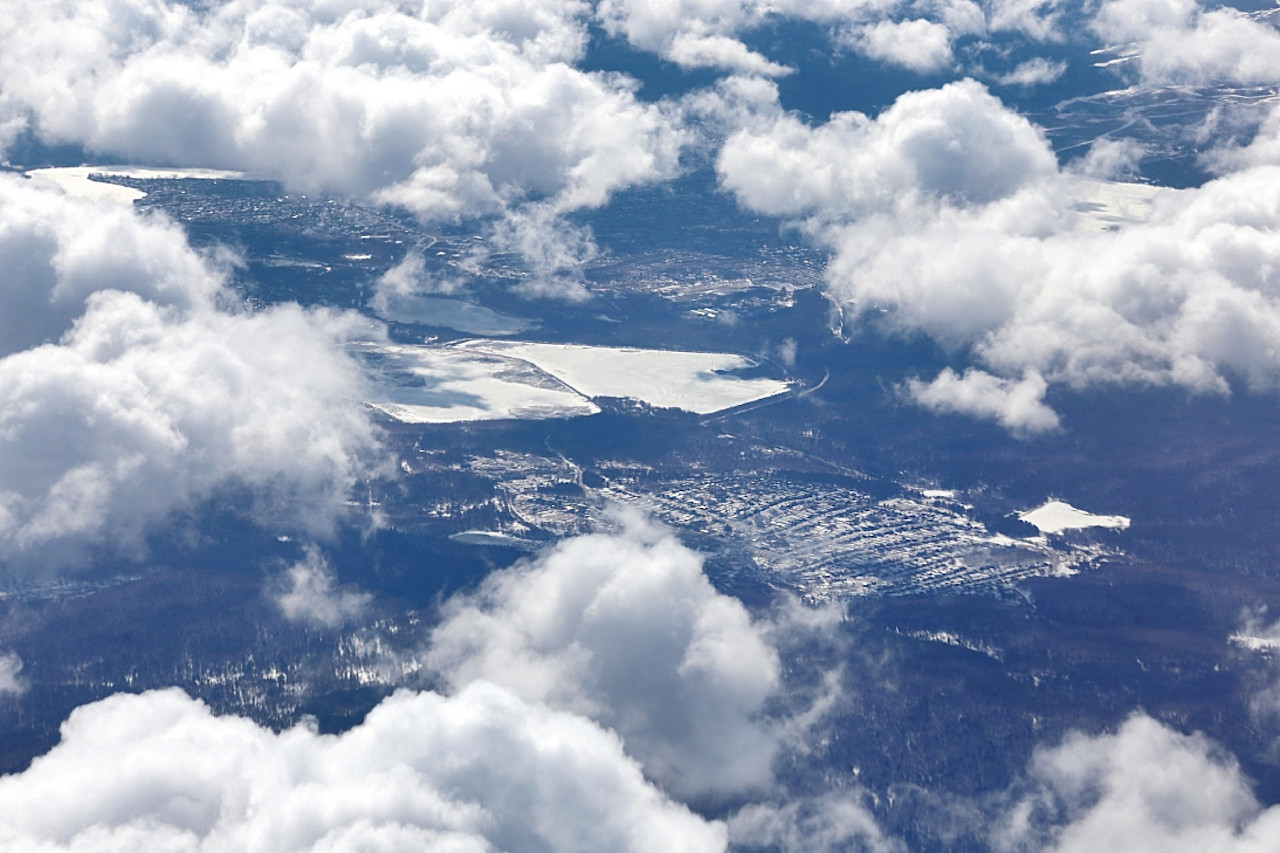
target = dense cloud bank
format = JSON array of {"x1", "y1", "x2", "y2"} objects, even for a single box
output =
[
  {"x1": 0, "y1": 684, "x2": 726, "y2": 853},
  {"x1": 0, "y1": 176, "x2": 387, "y2": 570},
  {"x1": 13, "y1": 0, "x2": 1250, "y2": 286},
  {"x1": 713, "y1": 71, "x2": 1280, "y2": 432},
  {"x1": 1091, "y1": 0, "x2": 1280, "y2": 87},
  {"x1": 9, "y1": 678, "x2": 1277, "y2": 852},
  {"x1": 0, "y1": 0, "x2": 685, "y2": 283}
]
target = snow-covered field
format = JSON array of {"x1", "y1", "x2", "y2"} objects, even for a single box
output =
[{"x1": 1019, "y1": 499, "x2": 1131, "y2": 534}]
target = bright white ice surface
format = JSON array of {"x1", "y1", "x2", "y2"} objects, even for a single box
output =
[
  {"x1": 458, "y1": 340, "x2": 791, "y2": 414},
  {"x1": 26, "y1": 166, "x2": 248, "y2": 204},
  {"x1": 357, "y1": 340, "x2": 792, "y2": 423},
  {"x1": 354, "y1": 343, "x2": 599, "y2": 424},
  {"x1": 1019, "y1": 500, "x2": 1131, "y2": 534}
]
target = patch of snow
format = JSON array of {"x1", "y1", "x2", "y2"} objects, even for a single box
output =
[
  {"x1": 356, "y1": 340, "x2": 793, "y2": 423},
  {"x1": 899, "y1": 629, "x2": 1002, "y2": 660},
  {"x1": 1019, "y1": 499, "x2": 1130, "y2": 534}
]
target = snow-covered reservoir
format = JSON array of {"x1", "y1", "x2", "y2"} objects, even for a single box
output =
[
  {"x1": 1019, "y1": 500, "x2": 1130, "y2": 535},
  {"x1": 458, "y1": 340, "x2": 791, "y2": 415},
  {"x1": 26, "y1": 166, "x2": 248, "y2": 204},
  {"x1": 355, "y1": 340, "x2": 792, "y2": 423}
]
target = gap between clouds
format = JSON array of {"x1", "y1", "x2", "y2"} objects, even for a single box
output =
[
  {"x1": 3, "y1": 511, "x2": 891, "y2": 852},
  {"x1": 596, "y1": 0, "x2": 1064, "y2": 77},
  {"x1": 11, "y1": 515, "x2": 1280, "y2": 851}
]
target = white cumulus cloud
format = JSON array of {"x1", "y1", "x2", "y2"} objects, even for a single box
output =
[
  {"x1": 0, "y1": 684, "x2": 728, "y2": 853},
  {"x1": 426, "y1": 508, "x2": 782, "y2": 800},
  {"x1": 714, "y1": 77, "x2": 1280, "y2": 432},
  {"x1": 995, "y1": 714, "x2": 1280, "y2": 853},
  {"x1": 847, "y1": 19, "x2": 956, "y2": 74},
  {"x1": 905, "y1": 368, "x2": 1060, "y2": 436},
  {"x1": 717, "y1": 79, "x2": 1057, "y2": 221},
  {"x1": 0, "y1": 174, "x2": 223, "y2": 357},
  {"x1": 0, "y1": 0, "x2": 686, "y2": 284},
  {"x1": 991, "y1": 57, "x2": 1067, "y2": 87},
  {"x1": 1091, "y1": 0, "x2": 1280, "y2": 87},
  {"x1": 0, "y1": 176, "x2": 388, "y2": 571}
]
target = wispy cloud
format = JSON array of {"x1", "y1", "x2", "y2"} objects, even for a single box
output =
[{"x1": 274, "y1": 546, "x2": 371, "y2": 629}]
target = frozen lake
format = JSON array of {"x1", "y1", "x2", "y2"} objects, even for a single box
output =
[
  {"x1": 457, "y1": 340, "x2": 792, "y2": 415},
  {"x1": 355, "y1": 340, "x2": 792, "y2": 423}
]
